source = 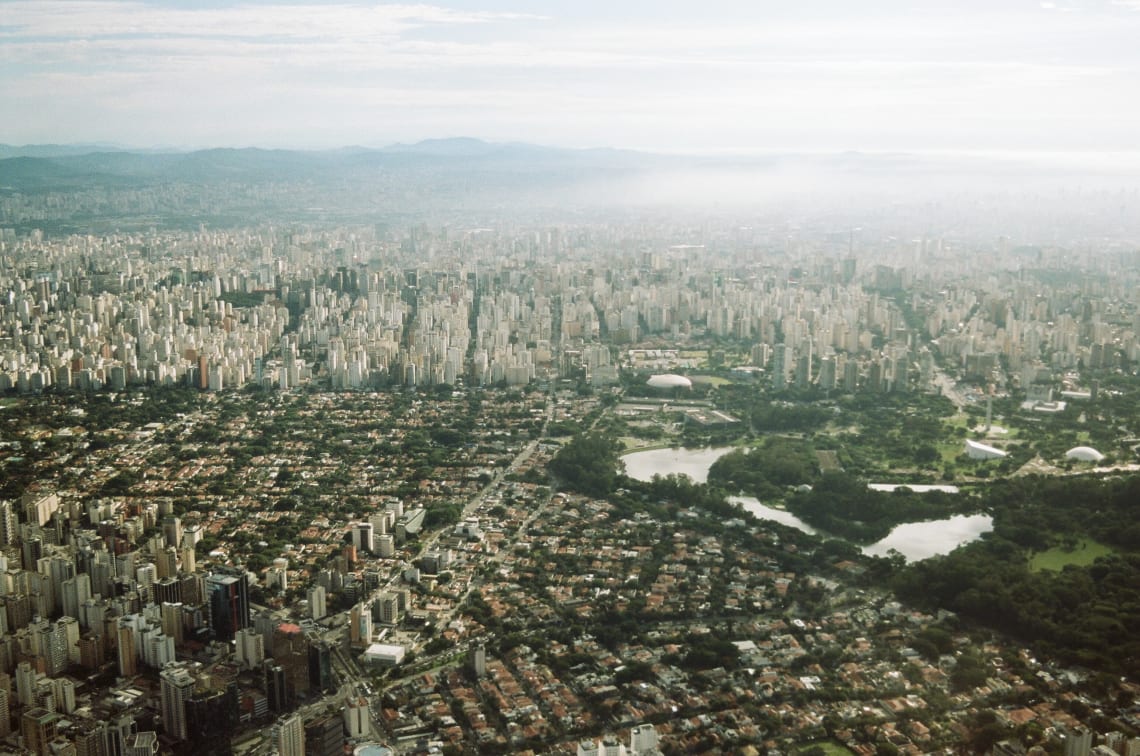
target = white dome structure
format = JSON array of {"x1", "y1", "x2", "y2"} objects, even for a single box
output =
[
  {"x1": 647, "y1": 373, "x2": 692, "y2": 390},
  {"x1": 1065, "y1": 446, "x2": 1105, "y2": 462}
]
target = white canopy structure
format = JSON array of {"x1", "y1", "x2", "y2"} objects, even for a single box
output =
[
  {"x1": 965, "y1": 439, "x2": 1007, "y2": 460},
  {"x1": 647, "y1": 373, "x2": 692, "y2": 390}
]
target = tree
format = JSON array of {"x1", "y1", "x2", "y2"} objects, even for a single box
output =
[{"x1": 547, "y1": 432, "x2": 624, "y2": 498}]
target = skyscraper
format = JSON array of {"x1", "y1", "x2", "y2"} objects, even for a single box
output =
[
  {"x1": 235, "y1": 627, "x2": 265, "y2": 670},
  {"x1": 304, "y1": 715, "x2": 344, "y2": 756},
  {"x1": 185, "y1": 679, "x2": 238, "y2": 753},
  {"x1": 55, "y1": 616, "x2": 80, "y2": 669},
  {"x1": 61, "y1": 574, "x2": 92, "y2": 622},
  {"x1": 16, "y1": 662, "x2": 38, "y2": 707},
  {"x1": 272, "y1": 623, "x2": 310, "y2": 700},
  {"x1": 343, "y1": 695, "x2": 369, "y2": 739},
  {"x1": 264, "y1": 661, "x2": 288, "y2": 713},
  {"x1": 274, "y1": 713, "x2": 305, "y2": 756},
  {"x1": 156, "y1": 547, "x2": 178, "y2": 579},
  {"x1": 307, "y1": 585, "x2": 327, "y2": 620},
  {"x1": 22, "y1": 707, "x2": 58, "y2": 756},
  {"x1": 37, "y1": 621, "x2": 68, "y2": 676},
  {"x1": 159, "y1": 664, "x2": 195, "y2": 741},
  {"x1": 162, "y1": 515, "x2": 183, "y2": 548},
  {"x1": 308, "y1": 641, "x2": 333, "y2": 694},
  {"x1": 471, "y1": 642, "x2": 487, "y2": 677},
  {"x1": 351, "y1": 522, "x2": 374, "y2": 554},
  {"x1": 117, "y1": 622, "x2": 138, "y2": 677},
  {"x1": 771, "y1": 343, "x2": 788, "y2": 390},
  {"x1": 0, "y1": 684, "x2": 10, "y2": 738},
  {"x1": 207, "y1": 570, "x2": 250, "y2": 642},
  {"x1": 0, "y1": 500, "x2": 16, "y2": 546}
]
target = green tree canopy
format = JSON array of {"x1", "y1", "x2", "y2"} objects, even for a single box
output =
[{"x1": 547, "y1": 432, "x2": 625, "y2": 498}]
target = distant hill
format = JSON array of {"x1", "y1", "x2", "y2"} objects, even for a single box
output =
[
  {"x1": 382, "y1": 137, "x2": 507, "y2": 157},
  {"x1": 0, "y1": 139, "x2": 667, "y2": 194},
  {"x1": 0, "y1": 139, "x2": 675, "y2": 231},
  {"x1": 0, "y1": 143, "x2": 128, "y2": 159},
  {"x1": 1, "y1": 139, "x2": 1132, "y2": 232},
  {"x1": 2, "y1": 138, "x2": 1105, "y2": 194},
  {"x1": 0, "y1": 156, "x2": 92, "y2": 190}
]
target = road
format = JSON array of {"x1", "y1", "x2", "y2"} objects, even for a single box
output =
[
  {"x1": 242, "y1": 395, "x2": 556, "y2": 752},
  {"x1": 931, "y1": 366, "x2": 969, "y2": 410},
  {"x1": 402, "y1": 393, "x2": 554, "y2": 622}
]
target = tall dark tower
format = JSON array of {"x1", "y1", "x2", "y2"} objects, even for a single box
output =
[
  {"x1": 308, "y1": 641, "x2": 334, "y2": 694},
  {"x1": 186, "y1": 680, "x2": 238, "y2": 753},
  {"x1": 206, "y1": 570, "x2": 250, "y2": 642},
  {"x1": 265, "y1": 662, "x2": 288, "y2": 713}
]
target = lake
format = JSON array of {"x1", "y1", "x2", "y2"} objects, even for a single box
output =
[
  {"x1": 729, "y1": 495, "x2": 817, "y2": 534},
  {"x1": 622, "y1": 446, "x2": 992, "y2": 561},
  {"x1": 621, "y1": 446, "x2": 738, "y2": 484},
  {"x1": 860, "y1": 514, "x2": 994, "y2": 562}
]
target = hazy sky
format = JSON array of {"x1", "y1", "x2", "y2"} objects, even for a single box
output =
[{"x1": 2, "y1": 0, "x2": 1139, "y2": 154}]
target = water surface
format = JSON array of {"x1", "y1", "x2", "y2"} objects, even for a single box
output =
[
  {"x1": 861, "y1": 514, "x2": 993, "y2": 562},
  {"x1": 623, "y1": 445, "x2": 992, "y2": 561},
  {"x1": 621, "y1": 446, "x2": 734, "y2": 484}
]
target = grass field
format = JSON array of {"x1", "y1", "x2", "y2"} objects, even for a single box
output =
[
  {"x1": 937, "y1": 440, "x2": 964, "y2": 464},
  {"x1": 794, "y1": 741, "x2": 854, "y2": 755},
  {"x1": 1029, "y1": 538, "x2": 1115, "y2": 572},
  {"x1": 620, "y1": 440, "x2": 679, "y2": 451},
  {"x1": 619, "y1": 438, "x2": 674, "y2": 451},
  {"x1": 816, "y1": 449, "x2": 843, "y2": 473},
  {"x1": 690, "y1": 375, "x2": 733, "y2": 386}
]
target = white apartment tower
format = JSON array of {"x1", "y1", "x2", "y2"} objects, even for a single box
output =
[
  {"x1": 630, "y1": 724, "x2": 659, "y2": 754},
  {"x1": 308, "y1": 585, "x2": 327, "y2": 620},
  {"x1": 234, "y1": 627, "x2": 265, "y2": 670},
  {"x1": 159, "y1": 664, "x2": 196, "y2": 741},
  {"x1": 274, "y1": 713, "x2": 305, "y2": 756}
]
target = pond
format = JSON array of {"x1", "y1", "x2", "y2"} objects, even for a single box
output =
[
  {"x1": 622, "y1": 446, "x2": 992, "y2": 561},
  {"x1": 860, "y1": 514, "x2": 993, "y2": 562},
  {"x1": 729, "y1": 495, "x2": 817, "y2": 534},
  {"x1": 620, "y1": 445, "x2": 737, "y2": 484}
]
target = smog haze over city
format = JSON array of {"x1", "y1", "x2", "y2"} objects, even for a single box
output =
[{"x1": 2, "y1": 3, "x2": 1140, "y2": 756}]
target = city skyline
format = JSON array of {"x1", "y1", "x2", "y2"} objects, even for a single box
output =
[{"x1": 2, "y1": 0, "x2": 1140, "y2": 158}]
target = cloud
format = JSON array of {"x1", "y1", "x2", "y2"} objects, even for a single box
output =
[
  {"x1": 0, "y1": 2, "x2": 542, "y2": 41},
  {"x1": 0, "y1": 1, "x2": 1138, "y2": 152}
]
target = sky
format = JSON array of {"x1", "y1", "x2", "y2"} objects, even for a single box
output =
[{"x1": 1, "y1": 0, "x2": 1139, "y2": 155}]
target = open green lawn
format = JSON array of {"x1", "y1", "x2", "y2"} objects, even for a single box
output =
[
  {"x1": 618, "y1": 438, "x2": 675, "y2": 452},
  {"x1": 794, "y1": 741, "x2": 854, "y2": 755},
  {"x1": 1029, "y1": 538, "x2": 1116, "y2": 572},
  {"x1": 690, "y1": 375, "x2": 733, "y2": 386},
  {"x1": 937, "y1": 440, "x2": 965, "y2": 464}
]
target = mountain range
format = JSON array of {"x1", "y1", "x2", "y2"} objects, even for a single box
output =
[
  {"x1": 1, "y1": 138, "x2": 1133, "y2": 232},
  {"x1": 0, "y1": 138, "x2": 663, "y2": 191}
]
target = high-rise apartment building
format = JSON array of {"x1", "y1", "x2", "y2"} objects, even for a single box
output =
[
  {"x1": 274, "y1": 713, "x2": 305, "y2": 756},
  {"x1": 159, "y1": 664, "x2": 195, "y2": 741},
  {"x1": 351, "y1": 522, "x2": 374, "y2": 554},
  {"x1": 307, "y1": 585, "x2": 327, "y2": 620},
  {"x1": 21, "y1": 707, "x2": 58, "y2": 756}
]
